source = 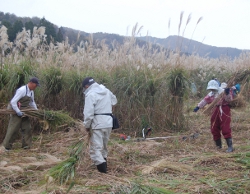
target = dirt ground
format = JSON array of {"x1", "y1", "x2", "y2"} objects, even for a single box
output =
[{"x1": 1, "y1": 108, "x2": 250, "y2": 194}]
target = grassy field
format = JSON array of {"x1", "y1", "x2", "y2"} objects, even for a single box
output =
[
  {"x1": 1, "y1": 23, "x2": 250, "y2": 193},
  {"x1": 0, "y1": 106, "x2": 250, "y2": 194}
]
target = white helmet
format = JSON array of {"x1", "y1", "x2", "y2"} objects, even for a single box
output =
[
  {"x1": 207, "y1": 80, "x2": 219, "y2": 90},
  {"x1": 221, "y1": 82, "x2": 227, "y2": 89}
]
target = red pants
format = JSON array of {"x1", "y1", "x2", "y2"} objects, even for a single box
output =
[{"x1": 210, "y1": 105, "x2": 232, "y2": 140}]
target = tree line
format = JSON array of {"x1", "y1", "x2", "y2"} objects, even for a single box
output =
[
  {"x1": 0, "y1": 11, "x2": 63, "y2": 44},
  {"x1": 0, "y1": 11, "x2": 167, "y2": 54}
]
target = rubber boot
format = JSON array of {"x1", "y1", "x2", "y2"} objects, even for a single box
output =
[
  {"x1": 226, "y1": 138, "x2": 233, "y2": 152},
  {"x1": 97, "y1": 162, "x2": 107, "y2": 173},
  {"x1": 215, "y1": 139, "x2": 222, "y2": 149}
]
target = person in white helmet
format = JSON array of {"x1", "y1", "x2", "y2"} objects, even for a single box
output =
[{"x1": 193, "y1": 79, "x2": 237, "y2": 152}]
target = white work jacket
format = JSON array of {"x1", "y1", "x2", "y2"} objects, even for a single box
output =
[
  {"x1": 10, "y1": 85, "x2": 38, "y2": 113},
  {"x1": 83, "y1": 83, "x2": 117, "y2": 129}
]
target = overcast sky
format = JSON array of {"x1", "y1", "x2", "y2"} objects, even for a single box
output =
[{"x1": 1, "y1": 0, "x2": 250, "y2": 50}]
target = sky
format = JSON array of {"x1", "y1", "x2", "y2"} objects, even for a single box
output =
[{"x1": 0, "y1": 0, "x2": 250, "y2": 50}]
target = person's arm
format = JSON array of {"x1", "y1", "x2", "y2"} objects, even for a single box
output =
[
  {"x1": 10, "y1": 87, "x2": 25, "y2": 114},
  {"x1": 193, "y1": 93, "x2": 213, "y2": 112},
  {"x1": 83, "y1": 94, "x2": 95, "y2": 129},
  {"x1": 197, "y1": 98, "x2": 209, "y2": 109},
  {"x1": 110, "y1": 91, "x2": 117, "y2": 106}
]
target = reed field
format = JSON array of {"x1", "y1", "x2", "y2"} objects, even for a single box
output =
[{"x1": 1, "y1": 21, "x2": 250, "y2": 193}]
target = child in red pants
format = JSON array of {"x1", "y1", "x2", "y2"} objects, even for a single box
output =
[{"x1": 193, "y1": 80, "x2": 238, "y2": 152}]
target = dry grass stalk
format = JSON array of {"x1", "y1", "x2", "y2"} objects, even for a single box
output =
[
  {"x1": 229, "y1": 94, "x2": 247, "y2": 108},
  {"x1": 226, "y1": 69, "x2": 250, "y2": 87}
]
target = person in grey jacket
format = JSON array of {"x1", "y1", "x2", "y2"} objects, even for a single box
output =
[{"x1": 82, "y1": 77, "x2": 117, "y2": 173}]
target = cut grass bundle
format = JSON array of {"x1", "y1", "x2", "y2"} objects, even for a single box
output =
[
  {"x1": 48, "y1": 139, "x2": 87, "y2": 184},
  {"x1": 203, "y1": 93, "x2": 247, "y2": 116},
  {"x1": 226, "y1": 69, "x2": 250, "y2": 87},
  {"x1": 202, "y1": 95, "x2": 244, "y2": 116},
  {"x1": 0, "y1": 108, "x2": 76, "y2": 131},
  {"x1": 203, "y1": 80, "x2": 247, "y2": 115},
  {"x1": 225, "y1": 70, "x2": 250, "y2": 109},
  {"x1": 228, "y1": 94, "x2": 247, "y2": 108}
]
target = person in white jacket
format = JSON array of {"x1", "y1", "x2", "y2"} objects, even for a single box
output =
[
  {"x1": 2, "y1": 77, "x2": 39, "y2": 151},
  {"x1": 82, "y1": 77, "x2": 117, "y2": 173}
]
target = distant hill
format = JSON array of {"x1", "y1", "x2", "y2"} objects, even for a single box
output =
[
  {"x1": 1, "y1": 11, "x2": 249, "y2": 59},
  {"x1": 137, "y1": 35, "x2": 250, "y2": 59},
  {"x1": 61, "y1": 30, "x2": 164, "y2": 51},
  {"x1": 61, "y1": 29, "x2": 249, "y2": 59}
]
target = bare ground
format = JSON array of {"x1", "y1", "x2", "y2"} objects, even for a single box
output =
[{"x1": 1, "y1": 108, "x2": 250, "y2": 194}]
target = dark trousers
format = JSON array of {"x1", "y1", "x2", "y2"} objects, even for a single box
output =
[{"x1": 3, "y1": 114, "x2": 32, "y2": 149}]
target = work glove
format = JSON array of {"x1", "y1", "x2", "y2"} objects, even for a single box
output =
[
  {"x1": 193, "y1": 106, "x2": 199, "y2": 112},
  {"x1": 224, "y1": 88, "x2": 230, "y2": 95},
  {"x1": 17, "y1": 111, "x2": 24, "y2": 117}
]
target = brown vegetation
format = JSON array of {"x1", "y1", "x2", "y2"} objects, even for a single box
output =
[{"x1": 1, "y1": 18, "x2": 250, "y2": 193}]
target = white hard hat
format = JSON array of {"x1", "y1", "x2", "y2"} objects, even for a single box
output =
[
  {"x1": 221, "y1": 82, "x2": 227, "y2": 89},
  {"x1": 207, "y1": 80, "x2": 219, "y2": 90}
]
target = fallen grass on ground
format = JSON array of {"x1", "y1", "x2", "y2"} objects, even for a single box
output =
[{"x1": 1, "y1": 105, "x2": 250, "y2": 194}]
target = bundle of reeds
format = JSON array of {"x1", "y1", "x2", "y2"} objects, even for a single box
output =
[
  {"x1": 226, "y1": 70, "x2": 250, "y2": 108},
  {"x1": 0, "y1": 108, "x2": 77, "y2": 130},
  {"x1": 202, "y1": 92, "x2": 247, "y2": 116},
  {"x1": 48, "y1": 134, "x2": 90, "y2": 185},
  {"x1": 48, "y1": 140, "x2": 85, "y2": 185},
  {"x1": 228, "y1": 93, "x2": 247, "y2": 108},
  {"x1": 226, "y1": 69, "x2": 250, "y2": 87},
  {"x1": 202, "y1": 70, "x2": 250, "y2": 115}
]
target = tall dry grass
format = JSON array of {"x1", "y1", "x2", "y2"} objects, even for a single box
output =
[{"x1": 0, "y1": 19, "x2": 250, "y2": 135}]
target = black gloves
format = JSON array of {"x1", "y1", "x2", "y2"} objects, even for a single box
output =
[
  {"x1": 224, "y1": 88, "x2": 230, "y2": 95},
  {"x1": 193, "y1": 106, "x2": 199, "y2": 112}
]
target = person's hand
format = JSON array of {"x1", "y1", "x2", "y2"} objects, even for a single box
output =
[
  {"x1": 17, "y1": 111, "x2": 24, "y2": 117},
  {"x1": 193, "y1": 106, "x2": 199, "y2": 112},
  {"x1": 85, "y1": 128, "x2": 90, "y2": 132},
  {"x1": 224, "y1": 88, "x2": 230, "y2": 95}
]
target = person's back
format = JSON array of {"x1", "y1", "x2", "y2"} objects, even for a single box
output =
[
  {"x1": 82, "y1": 77, "x2": 117, "y2": 173},
  {"x1": 84, "y1": 82, "x2": 117, "y2": 130}
]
